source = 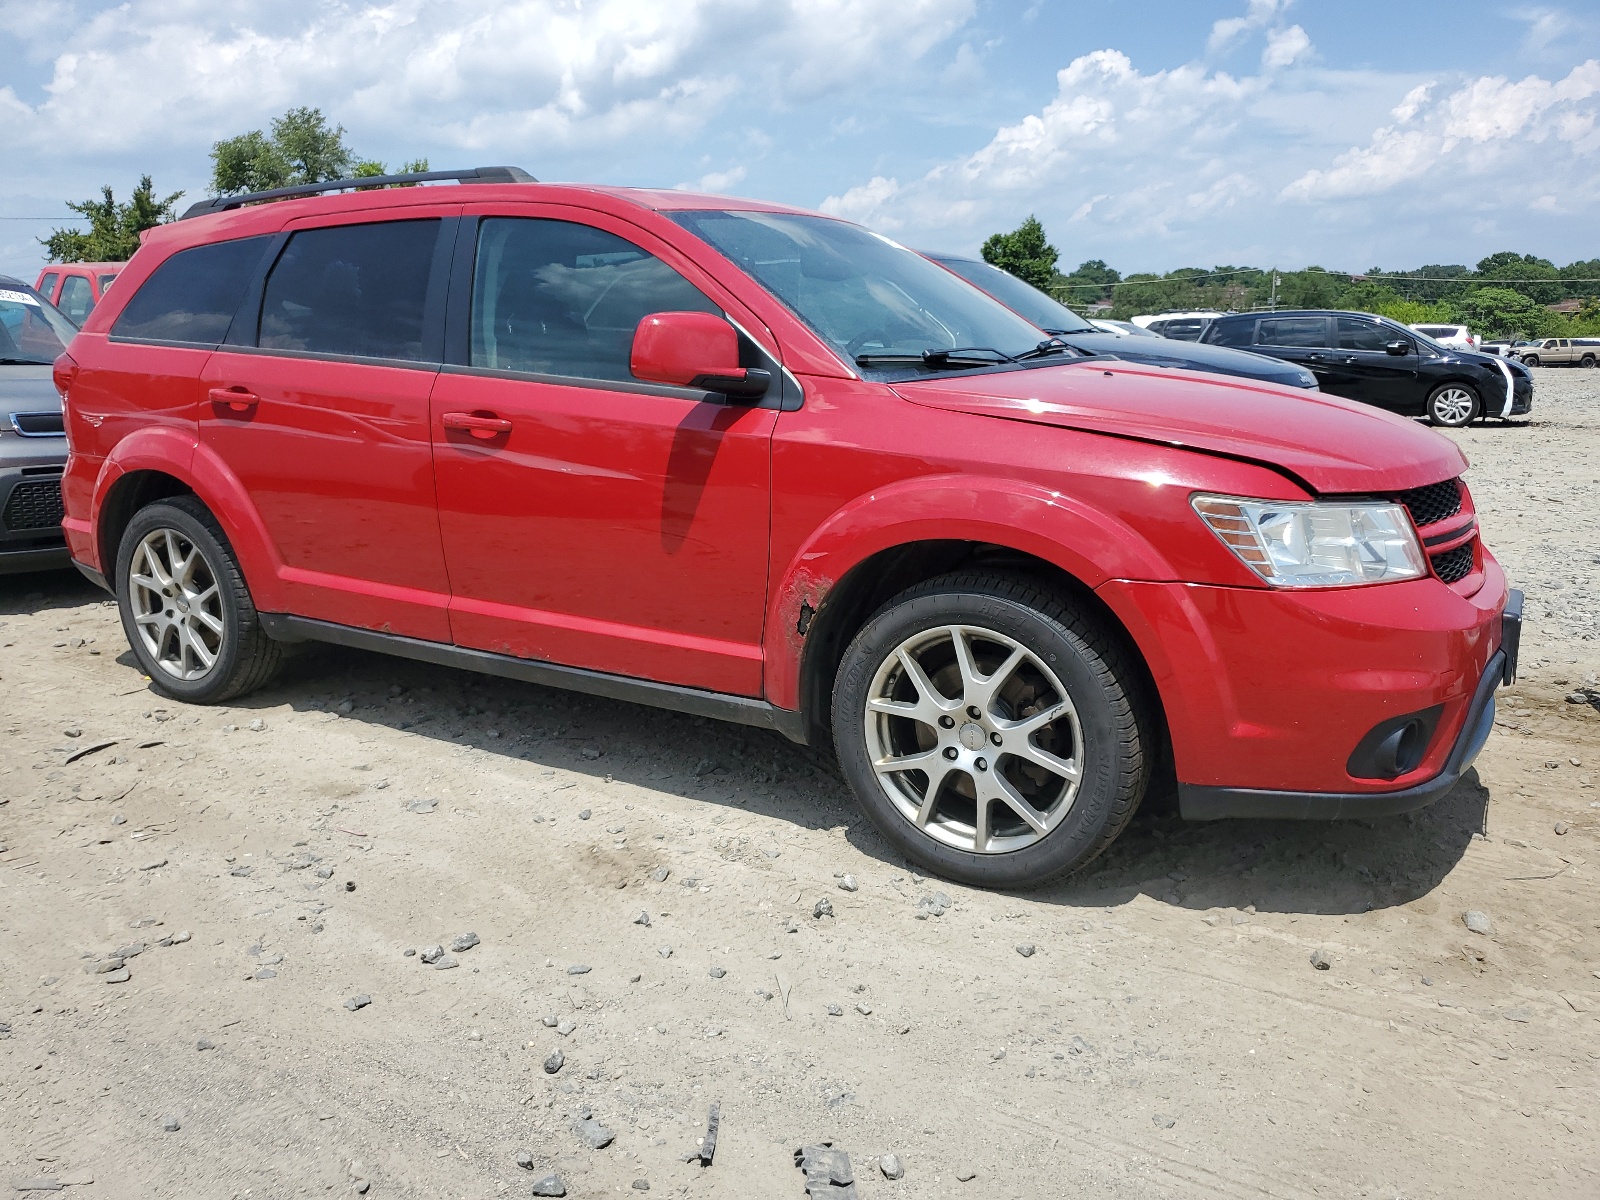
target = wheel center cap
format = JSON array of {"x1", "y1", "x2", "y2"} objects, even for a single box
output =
[
  {"x1": 958, "y1": 722, "x2": 986, "y2": 751},
  {"x1": 174, "y1": 597, "x2": 190, "y2": 615}
]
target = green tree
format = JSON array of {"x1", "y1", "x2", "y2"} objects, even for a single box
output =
[
  {"x1": 1454, "y1": 286, "x2": 1555, "y2": 339},
  {"x1": 981, "y1": 216, "x2": 1059, "y2": 291},
  {"x1": 1276, "y1": 268, "x2": 1342, "y2": 310},
  {"x1": 42, "y1": 175, "x2": 183, "y2": 263},
  {"x1": 1056, "y1": 258, "x2": 1120, "y2": 302},
  {"x1": 211, "y1": 107, "x2": 363, "y2": 195},
  {"x1": 1559, "y1": 258, "x2": 1600, "y2": 300},
  {"x1": 1474, "y1": 251, "x2": 1563, "y2": 304}
]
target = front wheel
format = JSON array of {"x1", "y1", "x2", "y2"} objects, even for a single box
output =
[
  {"x1": 115, "y1": 496, "x2": 284, "y2": 703},
  {"x1": 1521, "y1": 355, "x2": 1540, "y2": 367},
  {"x1": 1426, "y1": 383, "x2": 1479, "y2": 428},
  {"x1": 832, "y1": 572, "x2": 1151, "y2": 889}
]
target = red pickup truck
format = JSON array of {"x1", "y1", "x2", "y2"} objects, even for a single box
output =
[{"x1": 51, "y1": 167, "x2": 1519, "y2": 888}]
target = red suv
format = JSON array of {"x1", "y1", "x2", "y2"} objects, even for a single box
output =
[{"x1": 54, "y1": 167, "x2": 1520, "y2": 888}]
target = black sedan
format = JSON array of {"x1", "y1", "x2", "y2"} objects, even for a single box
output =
[
  {"x1": 1200, "y1": 310, "x2": 1533, "y2": 427},
  {"x1": 923, "y1": 253, "x2": 1319, "y2": 391}
]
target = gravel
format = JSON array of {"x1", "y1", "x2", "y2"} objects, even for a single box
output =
[{"x1": 1464, "y1": 910, "x2": 1494, "y2": 935}]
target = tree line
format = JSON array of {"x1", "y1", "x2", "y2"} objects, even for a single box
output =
[
  {"x1": 42, "y1": 108, "x2": 426, "y2": 264},
  {"x1": 983, "y1": 216, "x2": 1600, "y2": 340}
]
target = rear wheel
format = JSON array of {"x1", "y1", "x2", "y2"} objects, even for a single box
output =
[
  {"x1": 115, "y1": 497, "x2": 283, "y2": 704},
  {"x1": 1426, "y1": 383, "x2": 1478, "y2": 428},
  {"x1": 1581, "y1": 355, "x2": 1596, "y2": 368},
  {"x1": 832, "y1": 572, "x2": 1151, "y2": 889}
]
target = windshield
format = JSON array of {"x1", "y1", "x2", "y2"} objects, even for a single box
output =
[
  {"x1": 923, "y1": 254, "x2": 1095, "y2": 334},
  {"x1": 0, "y1": 286, "x2": 74, "y2": 364},
  {"x1": 671, "y1": 211, "x2": 1056, "y2": 376}
]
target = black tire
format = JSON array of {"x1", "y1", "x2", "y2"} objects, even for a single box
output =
[
  {"x1": 115, "y1": 496, "x2": 283, "y2": 704},
  {"x1": 1522, "y1": 355, "x2": 1540, "y2": 367},
  {"x1": 1581, "y1": 355, "x2": 1596, "y2": 368},
  {"x1": 1425, "y1": 383, "x2": 1479, "y2": 428},
  {"x1": 831, "y1": 571, "x2": 1151, "y2": 889}
]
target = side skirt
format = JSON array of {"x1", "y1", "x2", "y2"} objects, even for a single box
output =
[{"x1": 257, "y1": 612, "x2": 809, "y2": 745}]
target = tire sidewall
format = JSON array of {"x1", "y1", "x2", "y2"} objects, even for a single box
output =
[
  {"x1": 1427, "y1": 383, "x2": 1478, "y2": 428},
  {"x1": 115, "y1": 501, "x2": 248, "y2": 703},
  {"x1": 832, "y1": 587, "x2": 1131, "y2": 889}
]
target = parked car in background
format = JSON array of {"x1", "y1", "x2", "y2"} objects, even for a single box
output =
[
  {"x1": 1518, "y1": 338, "x2": 1598, "y2": 367},
  {"x1": 1088, "y1": 318, "x2": 1162, "y2": 337},
  {"x1": 1202, "y1": 310, "x2": 1533, "y2": 427},
  {"x1": 0, "y1": 276, "x2": 75, "y2": 572},
  {"x1": 34, "y1": 262, "x2": 124, "y2": 326},
  {"x1": 924, "y1": 254, "x2": 1316, "y2": 389},
  {"x1": 1480, "y1": 339, "x2": 1538, "y2": 358},
  {"x1": 1131, "y1": 311, "x2": 1225, "y2": 341},
  {"x1": 56, "y1": 167, "x2": 1518, "y2": 889},
  {"x1": 1409, "y1": 323, "x2": 1479, "y2": 352}
]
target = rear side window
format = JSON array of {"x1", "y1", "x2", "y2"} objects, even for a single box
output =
[
  {"x1": 258, "y1": 220, "x2": 440, "y2": 362},
  {"x1": 58, "y1": 275, "x2": 94, "y2": 324},
  {"x1": 471, "y1": 217, "x2": 718, "y2": 382},
  {"x1": 113, "y1": 236, "x2": 272, "y2": 345},
  {"x1": 1336, "y1": 316, "x2": 1390, "y2": 352},
  {"x1": 1203, "y1": 319, "x2": 1254, "y2": 347},
  {"x1": 1257, "y1": 317, "x2": 1329, "y2": 348}
]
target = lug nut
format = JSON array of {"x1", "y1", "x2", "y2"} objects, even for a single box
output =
[
  {"x1": 967, "y1": 706, "x2": 982, "y2": 720},
  {"x1": 990, "y1": 732, "x2": 1003, "y2": 746},
  {"x1": 939, "y1": 715, "x2": 955, "y2": 728},
  {"x1": 975, "y1": 757, "x2": 988, "y2": 771},
  {"x1": 943, "y1": 747, "x2": 958, "y2": 760}
]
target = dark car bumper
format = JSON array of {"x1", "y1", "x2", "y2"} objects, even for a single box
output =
[
  {"x1": 1178, "y1": 592, "x2": 1520, "y2": 820},
  {"x1": 0, "y1": 451, "x2": 68, "y2": 572}
]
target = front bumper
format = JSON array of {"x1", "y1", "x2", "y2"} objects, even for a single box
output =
[
  {"x1": 1098, "y1": 562, "x2": 1513, "y2": 814},
  {"x1": 0, "y1": 449, "x2": 68, "y2": 573}
]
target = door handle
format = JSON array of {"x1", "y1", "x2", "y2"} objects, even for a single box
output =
[
  {"x1": 1306, "y1": 353, "x2": 1326, "y2": 361},
  {"x1": 442, "y1": 411, "x2": 513, "y2": 440},
  {"x1": 208, "y1": 386, "x2": 259, "y2": 413}
]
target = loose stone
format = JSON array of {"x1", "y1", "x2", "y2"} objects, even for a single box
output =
[
  {"x1": 838, "y1": 874, "x2": 858, "y2": 892},
  {"x1": 531, "y1": 1175, "x2": 567, "y2": 1197},
  {"x1": 344, "y1": 994, "x2": 371, "y2": 1012},
  {"x1": 880, "y1": 1153, "x2": 904, "y2": 1180},
  {"x1": 1463, "y1": 910, "x2": 1493, "y2": 935},
  {"x1": 544, "y1": 1049, "x2": 565, "y2": 1074},
  {"x1": 1016, "y1": 943, "x2": 1036, "y2": 957}
]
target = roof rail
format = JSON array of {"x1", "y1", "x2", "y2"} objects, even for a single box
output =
[{"x1": 180, "y1": 166, "x2": 537, "y2": 221}]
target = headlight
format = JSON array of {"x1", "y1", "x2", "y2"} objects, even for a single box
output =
[{"x1": 1192, "y1": 495, "x2": 1427, "y2": 587}]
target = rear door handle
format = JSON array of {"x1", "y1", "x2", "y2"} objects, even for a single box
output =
[
  {"x1": 208, "y1": 386, "x2": 259, "y2": 412},
  {"x1": 442, "y1": 411, "x2": 513, "y2": 440}
]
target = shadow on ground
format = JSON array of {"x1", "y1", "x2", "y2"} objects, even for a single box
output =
[{"x1": 4, "y1": 566, "x2": 1481, "y2": 919}]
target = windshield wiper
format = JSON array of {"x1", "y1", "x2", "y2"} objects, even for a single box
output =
[
  {"x1": 0, "y1": 356, "x2": 53, "y2": 366},
  {"x1": 855, "y1": 346, "x2": 1019, "y2": 370},
  {"x1": 1013, "y1": 338, "x2": 1079, "y2": 361}
]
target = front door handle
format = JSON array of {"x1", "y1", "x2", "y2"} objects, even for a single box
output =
[
  {"x1": 208, "y1": 386, "x2": 259, "y2": 413},
  {"x1": 1306, "y1": 353, "x2": 1326, "y2": 361},
  {"x1": 442, "y1": 411, "x2": 513, "y2": 440}
]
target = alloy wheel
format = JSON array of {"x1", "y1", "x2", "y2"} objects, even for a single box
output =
[
  {"x1": 128, "y1": 527, "x2": 225, "y2": 681},
  {"x1": 862, "y1": 624, "x2": 1083, "y2": 854},
  {"x1": 1431, "y1": 387, "x2": 1475, "y2": 425}
]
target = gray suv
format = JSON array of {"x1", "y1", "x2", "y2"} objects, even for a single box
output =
[{"x1": 0, "y1": 275, "x2": 75, "y2": 573}]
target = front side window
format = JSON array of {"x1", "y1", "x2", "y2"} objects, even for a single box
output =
[
  {"x1": 58, "y1": 275, "x2": 94, "y2": 324},
  {"x1": 259, "y1": 220, "x2": 440, "y2": 361},
  {"x1": 1257, "y1": 317, "x2": 1330, "y2": 348},
  {"x1": 0, "y1": 286, "x2": 74, "y2": 363},
  {"x1": 1336, "y1": 316, "x2": 1390, "y2": 352},
  {"x1": 671, "y1": 210, "x2": 1051, "y2": 377},
  {"x1": 470, "y1": 218, "x2": 718, "y2": 382},
  {"x1": 112, "y1": 236, "x2": 273, "y2": 345},
  {"x1": 37, "y1": 273, "x2": 58, "y2": 300}
]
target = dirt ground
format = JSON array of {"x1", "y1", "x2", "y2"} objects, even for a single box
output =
[{"x1": 2, "y1": 368, "x2": 1597, "y2": 1199}]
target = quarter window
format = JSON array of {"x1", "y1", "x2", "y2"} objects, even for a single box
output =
[
  {"x1": 1336, "y1": 316, "x2": 1391, "y2": 352},
  {"x1": 259, "y1": 220, "x2": 441, "y2": 361},
  {"x1": 58, "y1": 275, "x2": 94, "y2": 324},
  {"x1": 470, "y1": 218, "x2": 718, "y2": 382},
  {"x1": 1257, "y1": 317, "x2": 1330, "y2": 348},
  {"x1": 112, "y1": 236, "x2": 273, "y2": 345}
]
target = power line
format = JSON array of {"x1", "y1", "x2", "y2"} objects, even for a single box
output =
[
  {"x1": 1054, "y1": 270, "x2": 1600, "y2": 290},
  {"x1": 0, "y1": 216, "x2": 90, "y2": 221}
]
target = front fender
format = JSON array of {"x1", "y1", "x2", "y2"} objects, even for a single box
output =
[{"x1": 763, "y1": 474, "x2": 1174, "y2": 710}]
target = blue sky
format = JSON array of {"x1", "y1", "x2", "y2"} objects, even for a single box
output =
[{"x1": 3, "y1": 0, "x2": 1597, "y2": 281}]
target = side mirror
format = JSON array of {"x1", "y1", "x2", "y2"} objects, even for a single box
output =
[
  {"x1": 631, "y1": 311, "x2": 771, "y2": 400},
  {"x1": 1384, "y1": 339, "x2": 1412, "y2": 356}
]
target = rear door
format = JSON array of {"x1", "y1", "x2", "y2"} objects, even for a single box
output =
[
  {"x1": 429, "y1": 206, "x2": 778, "y2": 696},
  {"x1": 1321, "y1": 315, "x2": 1418, "y2": 412},
  {"x1": 199, "y1": 211, "x2": 458, "y2": 640}
]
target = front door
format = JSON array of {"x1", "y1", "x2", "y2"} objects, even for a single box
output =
[
  {"x1": 430, "y1": 211, "x2": 776, "y2": 696},
  {"x1": 1252, "y1": 315, "x2": 1334, "y2": 385},
  {"x1": 1318, "y1": 315, "x2": 1418, "y2": 412},
  {"x1": 199, "y1": 214, "x2": 456, "y2": 640}
]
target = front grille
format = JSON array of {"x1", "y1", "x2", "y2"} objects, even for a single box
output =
[
  {"x1": 1397, "y1": 479, "x2": 1462, "y2": 528},
  {"x1": 1431, "y1": 543, "x2": 1474, "y2": 584},
  {"x1": 2, "y1": 478, "x2": 65, "y2": 531}
]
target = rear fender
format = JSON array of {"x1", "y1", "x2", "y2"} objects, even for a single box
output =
[{"x1": 764, "y1": 475, "x2": 1173, "y2": 710}]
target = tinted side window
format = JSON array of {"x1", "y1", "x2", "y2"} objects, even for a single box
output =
[
  {"x1": 1258, "y1": 317, "x2": 1330, "y2": 348},
  {"x1": 113, "y1": 236, "x2": 272, "y2": 345},
  {"x1": 58, "y1": 275, "x2": 94, "y2": 324},
  {"x1": 259, "y1": 220, "x2": 440, "y2": 361},
  {"x1": 1204, "y1": 319, "x2": 1255, "y2": 347},
  {"x1": 1336, "y1": 316, "x2": 1390, "y2": 352},
  {"x1": 38, "y1": 273, "x2": 59, "y2": 300},
  {"x1": 471, "y1": 218, "x2": 718, "y2": 382}
]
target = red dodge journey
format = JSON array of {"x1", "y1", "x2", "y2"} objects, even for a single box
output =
[{"x1": 53, "y1": 166, "x2": 1520, "y2": 888}]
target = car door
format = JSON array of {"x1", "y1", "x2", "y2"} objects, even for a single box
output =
[
  {"x1": 429, "y1": 207, "x2": 778, "y2": 696},
  {"x1": 199, "y1": 212, "x2": 458, "y2": 641},
  {"x1": 1319, "y1": 315, "x2": 1418, "y2": 412},
  {"x1": 1252, "y1": 315, "x2": 1333, "y2": 383}
]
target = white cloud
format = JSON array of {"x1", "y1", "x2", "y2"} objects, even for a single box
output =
[
  {"x1": 1207, "y1": 0, "x2": 1283, "y2": 54},
  {"x1": 820, "y1": 175, "x2": 902, "y2": 224},
  {"x1": 1261, "y1": 25, "x2": 1311, "y2": 69},
  {"x1": 679, "y1": 165, "x2": 747, "y2": 193}
]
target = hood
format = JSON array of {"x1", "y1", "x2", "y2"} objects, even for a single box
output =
[
  {"x1": 892, "y1": 360, "x2": 1466, "y2": 495},
  {"x1": 0, "y1": 364, "x2": 61, "y2": 423},
  {"x1": 1055, "y1": 331, "x2": 1317, "y2": 388}
]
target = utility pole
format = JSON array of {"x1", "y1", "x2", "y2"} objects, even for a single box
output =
[{"x1": 1269, "y1": 271, "x2": 1280, "y2": 311}]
